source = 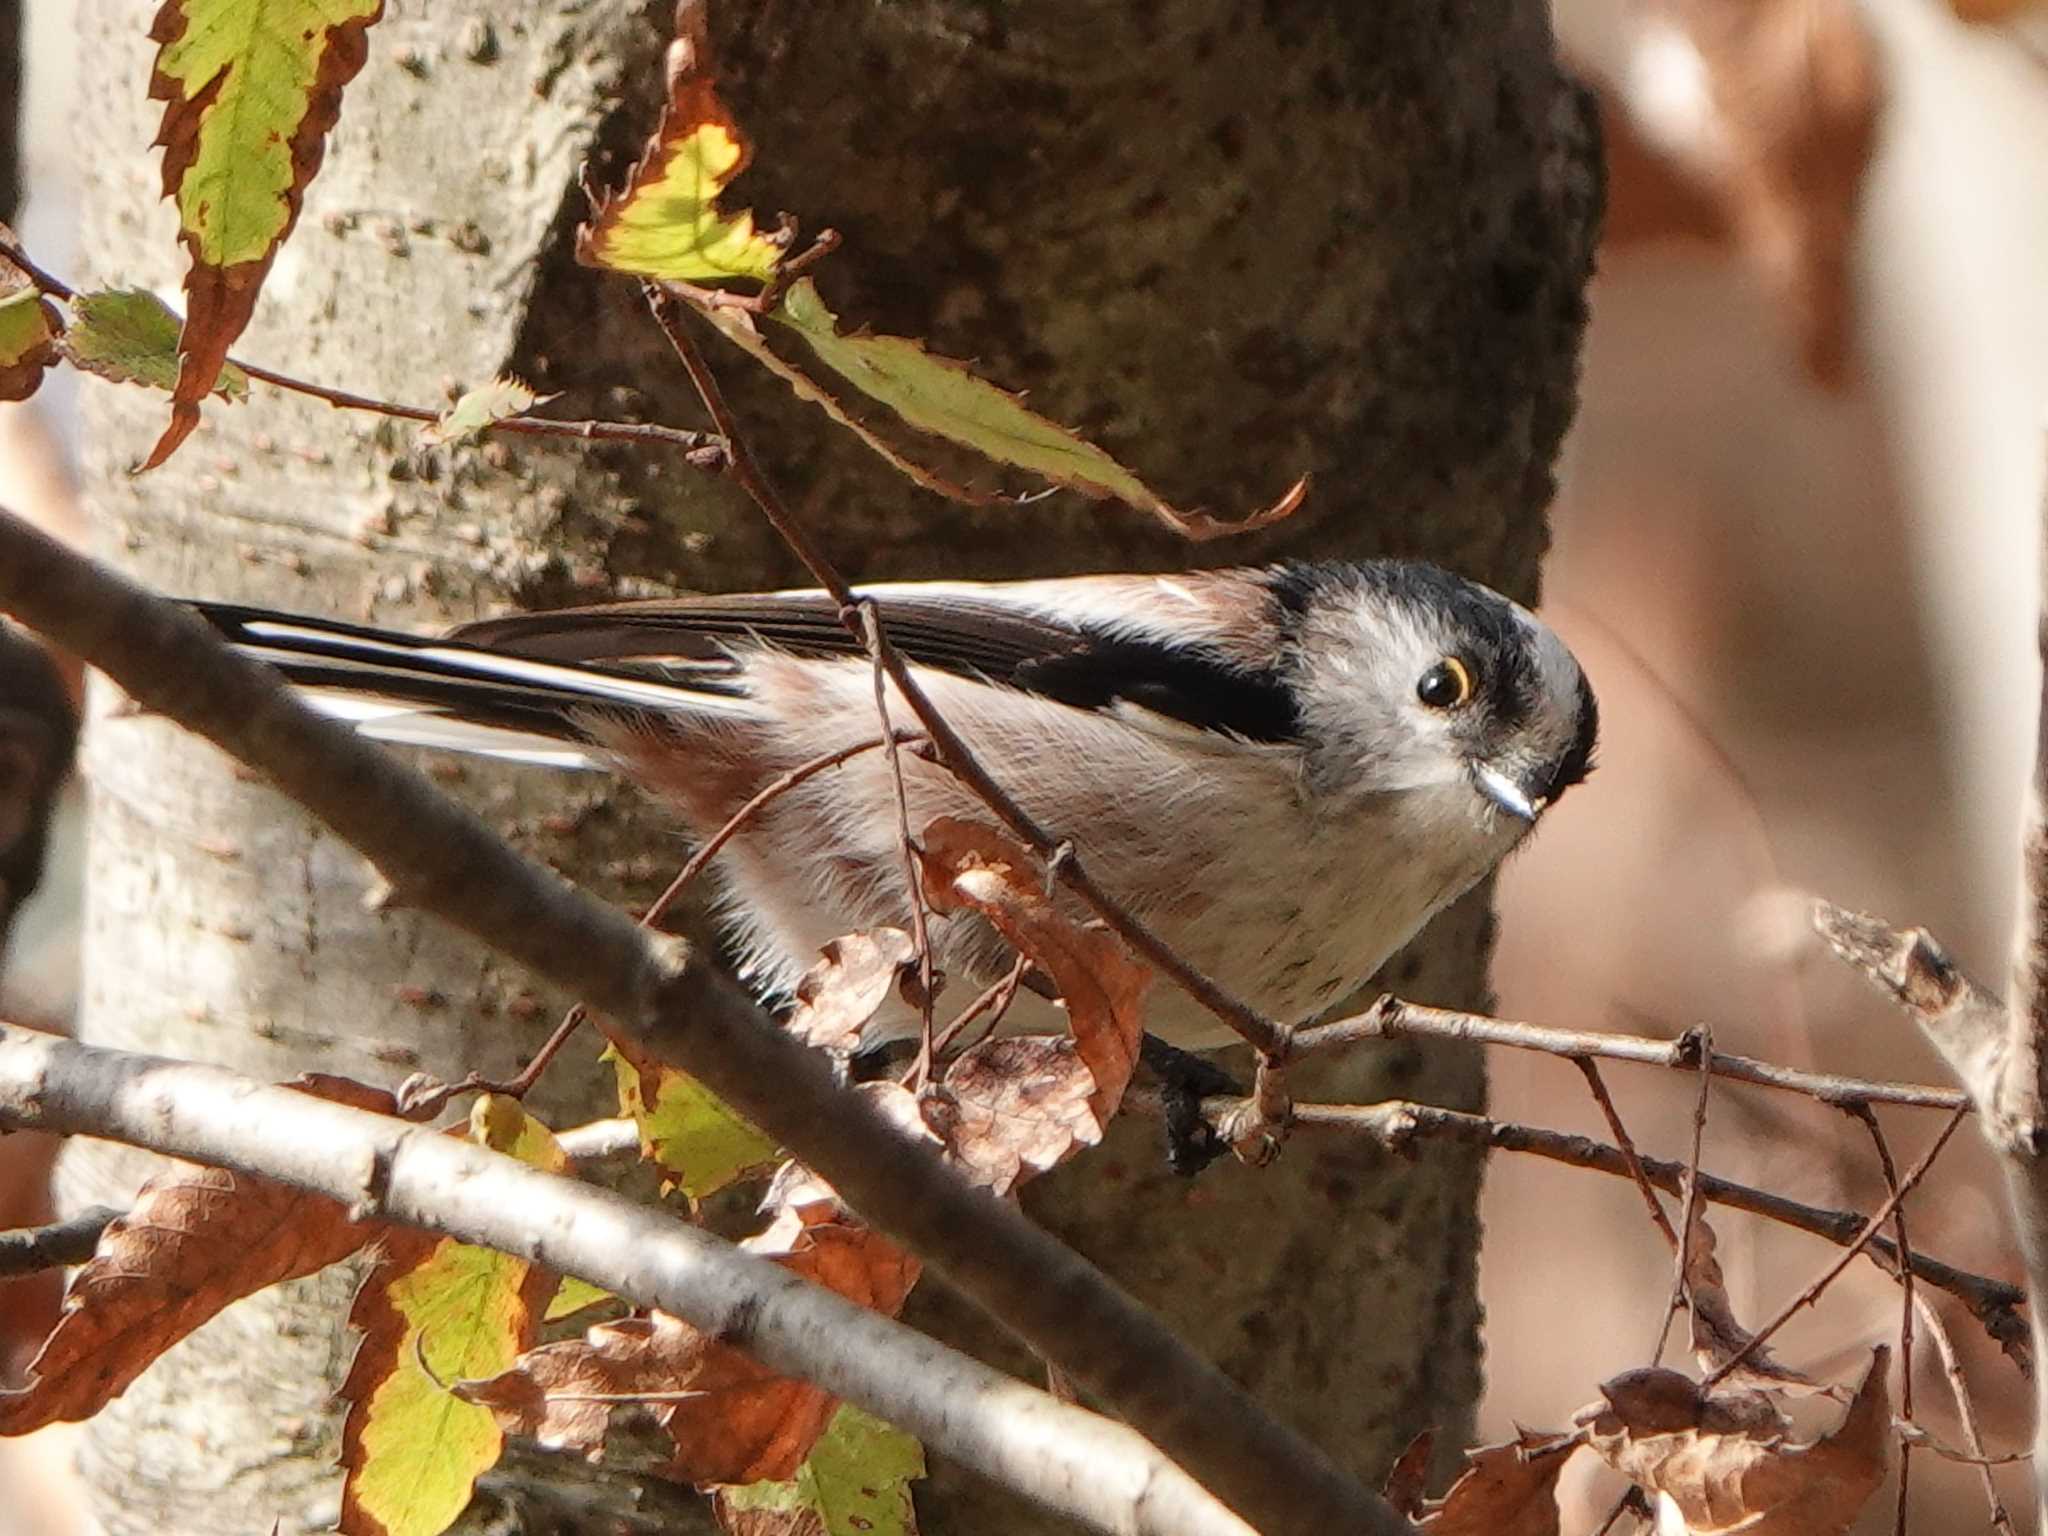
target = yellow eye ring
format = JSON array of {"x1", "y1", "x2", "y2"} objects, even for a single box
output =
[{"x1": 1416, "y1": 657, "x2": 1475, "y2": 710}]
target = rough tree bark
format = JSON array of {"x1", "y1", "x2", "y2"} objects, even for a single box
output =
[{"x1": 66, "y1": 2, "x2": 1599, "y2": 1531}]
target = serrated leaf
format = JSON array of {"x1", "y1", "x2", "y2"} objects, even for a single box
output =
[
  {"x1": 575, "y1": 21, "x2": 782, "y2": 283},
  {"x1": 420, "y1": 376, "x2": 554, "y2": 447},
  {"x1": 605, "y1": 1043, "x2": 779, "y2": 1198},
  {"x1": 338, "y1": 1097, "x2": 564, "y2": 1536},
  {"x1": 61, "y1": 288, "x2": 249, "y2": 400},
  {"x1": 715, "y1": 1403, "x2": 925, "y2": 1536},
  {"x1": 0, "y1": 286, "x2": 61, "y2": 402},
  {"x1": 143, "y1": 0, "x2": 385, "y2": 468},
  {"x1": 768, "y1": 279, "x2": 1306, "y2": 539}
]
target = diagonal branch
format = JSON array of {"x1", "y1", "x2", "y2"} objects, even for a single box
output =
[
  {"x1": 0, "y1": 505, "x2": 1401, "y2": 1536},
  {"x1": 0, "y1": 1027, "x2": 1256, "y2": 1536}
]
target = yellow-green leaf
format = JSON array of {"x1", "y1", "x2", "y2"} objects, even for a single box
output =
[
  {"x1": 768, "y1": 279, "x2": 1305, "y2": 539},
  {"x1": 0, "y1": 287, "x2": 61, "y2": 402},
  {"x1": 61, "y1": 288, "x2": 249, "y2": 400},
  {"x1": 420, "y1": 376, "x2": 553, "y2": 446},
  {"x1": 338, "y1": 1098, "x2": 563, "y2": 1536},
  {"x1": 716, "y1": 1403, "x2": 926, "y2": 1536},
  {"x1": 544, "y1": 1275, "x2": 614, "y2": 1323},
  {"x1": 577, "y1": 68, "x2": 782, "y2": 284},
  {"x1": 606, "y1": 1044, "x2": 778, "y2": 1198},
  {"x1": 143, "y1": 0, "x2": 384, "y2": 468}
]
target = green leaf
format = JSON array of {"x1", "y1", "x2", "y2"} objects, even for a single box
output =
[
  {"x1": 143, "y1": 0, "x2": 384, "y2": 467},
  {"x1": 419, "y1": 375, "x2": 553, "y2": 446},
  {"x1": 338, "y1": 1098, "x2": 564, "y2": 1536},
  {"x1": 577, "y1": 72, "x2": 782, "y2": 283},
  {"x1": 605, "y1": 1044, "x2": 778, "y2": 1198},
  {"x1": 61, "y1": 288, "x2": 249, "y2": 400},
  {"x1": 766, "y1": 279, "x2": 1305, "y2": 537},
  {"x1": 543, "y1": 1275, "x2": 614, "y2": 1323},
  {"x1": 0, "y1": 287, "x2": 60, "y2": 402},
  {"x1": 717, "y1": 1403, "x2": 926, "y2": 1536}
]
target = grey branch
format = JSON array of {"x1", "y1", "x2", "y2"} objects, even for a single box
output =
[
  {"x1": 0, "y1": 1202, "x2": 119, "y2": 1277},
  {"x1": 0, "y1": 507, "x2": 1402, "y2": 1536},
  {"x1": 0, "y1": 1026, "x2": 1256, "y2": 1536}
]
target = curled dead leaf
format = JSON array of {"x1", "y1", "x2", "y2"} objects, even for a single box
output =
[{"x1": 784, "y1": 928, "x2": 917, "y2": 1056}]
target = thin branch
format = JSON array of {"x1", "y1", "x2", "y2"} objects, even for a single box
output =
[
  {"x1": 0, "y1": 1028, "x2": 1258, "y2": 1536},
  {"x1": 0, "y1": 1203, "x2": 120, "y2": 1277},
  {"x1": 1572, "y1": 1058, "x2": 1678, "y2": 1252},
  {"x1": 858, "y1": 604, "x2": 936, "y2": 1063},
  {"x1": 1295, "y1": 995, "x2": 1969, "y2": 1111},
  {"x1": 1286, "y1": 1099, "x2": 2028, "y2": 1354},
  {"x1": 1846, "y1": 1103, "x2": 1915, "y2": 1536},
  {"x1": 640, "y1": 282, "x2": 1288, "y2": 1058},
  {"x1": 1658, "y1": 1032, "x2": 1715, "y2": 1366},
  {"x1": 1914, "y1": 1292, "x2": 2021, "y2": 1536},
  {"x1": 1702, "y1": 1105, "x2": 1969, "y2": 1389},
  {"x1": 0, "y1": 506, "x2": 1401, "y2": 1536},
  {"x1": 0, "y1": 239, "x2": 725, "y2": 463}
]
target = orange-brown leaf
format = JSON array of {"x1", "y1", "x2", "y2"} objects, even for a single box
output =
[
  {"x1": 918, "y1": 817, "x2": 1149, "y2": 1122},
  {"x1": 1578, "y1": 1349, "x2": 1889, "y2": 1534},
  {"x1": 1417, "y1": 1429, "x2": 1574, "y2": 1535},
  {"x1": 0, "y1": 1074, "x2": 394, "y2": 1430},
  {"x1": 1679, "y1": 1196, "x2": 1825, "y2": 1394}
]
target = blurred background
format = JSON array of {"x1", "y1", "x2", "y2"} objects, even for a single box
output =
[{"x1": 2, "y1": 0, "x2": 2046, "y2": 1529}]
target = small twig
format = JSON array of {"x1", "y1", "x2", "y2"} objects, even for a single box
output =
[
  {"x1": 553, "y1": 1117, "x2": 642, "y2": 1164},
  {"x1": 1296, "y1": 996, "x2": 1969, "y2": 1111},
  {"x1": 1846, "y1": 1103, "x2": 1915, "y2": 1536},
  {"x1": 0, "y1": 1203, "x2": 121, "y2": 1277},
  {"x1": 1657, "y1": 1030, "x2": 1715, "y2": 1366},
  {"x1": 931, "y1": 952, "x2": 1030, "y2": 1061},
  {"x1": 858, "y1": 603, "x2": 937, "y2": 1075},
  {"x1": 1572, "y1": 1057, "x2": 1678, "y2": 1255},
  {"x1": 1702, "y1": 1105, "x2": 1970, "y2": 1389},
  {"x1": 0, "y1": 239, "x2": 724, "y2": 462},
  {"x1": 1285, "y1": 1099, "x2": 2027, "y2": 1350},
  {"x1": 1590, "y1": 1485, "x2": 1652, "y2": 1536},
  {"x1": 641, "y1": 279, "x2": 1287, "y2": 1056},
  {"x1": 1913, "y1": 1292, "x2": 2021, "y2": 1536}
]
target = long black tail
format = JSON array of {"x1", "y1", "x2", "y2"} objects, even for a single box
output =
[{"x1": 191, "y1": 602, "x2": 757, "y2": 768}]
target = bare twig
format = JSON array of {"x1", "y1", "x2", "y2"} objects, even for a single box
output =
[
  {"x1": 1702, "y1": 1105, "x2": 1969, "y2": 1389},
  {"x1": 858, "y1": 604, "x2": 936, "y2": 1067},
  {"x1": 1286, "y1": 1098, "x2": 2027, "y2": 1353},
  {"x1": 0, "y1": 1203, "x2": 120, "y2": 1277},
  {"x1": 1658, "y1": 1032, "x2": 1716, "y2": 1366},
  {"x1": 0, "y1": 506, "x2": 1401, "y2": 1536},
  {"x1": 1296, "y1": 995, "x2": 1969, "y2": 1111},
  {"x1": 641, "y1": 281, "x2": 1288, "y2": 1057},
  {"x1": 1914, "y1": 1292, "x2": 2022, "y2": 1536},
  {"x1": 0, "y1": 1028, "x2": 1259, "y2": 1536},
  {"x1": 1847, "y1": 1103, "x2": 1915, "y2": 1536},
  {"x1": 1572, "y1": 1058, "x2": 1678, "y2": 1252}
]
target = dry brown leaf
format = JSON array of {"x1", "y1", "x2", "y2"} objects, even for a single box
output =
[
  {"x1": 1381, "y1": 1428, "x2": 1438, "y2": 1519},
  {"x1": 1417, "y1": 1428, "x2": 1575, "y2": 1534},
  {"x1": 918, "y1": 817, "x2": 1149, "y2": 1122},
  {"x1": 1679, "y1": 1194, "x2": 1827, "y2": 1394},
  {"x1": 1577, "y1": 1348, "x2": 1889, "y2": 1535},
  {"x1": 463, "y1": 1154, "x2": 918, "y2": 1486},
  {"x1": 783, "y1": 928, "x2": 917, "y2": 1056},
  {"x1": 0, "y1": 1074, "x2": 394, "y2": 1431},
  {"x1": 920, "y1": 1037, "x2": 1099, "y2": 1197}
]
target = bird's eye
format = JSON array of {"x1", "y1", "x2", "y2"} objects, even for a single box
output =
[{"x1": 1416, "y1": 657, "x2": 1475, "y2": 710}]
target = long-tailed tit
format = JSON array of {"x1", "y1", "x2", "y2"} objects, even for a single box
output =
[{"x1": 193, "y1": 561, "x2": 1596, "y2": 1050}]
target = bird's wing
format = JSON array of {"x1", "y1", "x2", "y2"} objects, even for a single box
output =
[{"x1": 450, "y1": 572, "x2": 1305, "y2": 743}]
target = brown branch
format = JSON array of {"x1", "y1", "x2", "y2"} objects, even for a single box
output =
[
  {"x1": 640, "y1": 281, "x2": 1288, "y2": 1058},
  {"x1": 1846, "y1": 1103, "x2": 1915, "y2": 1536},
  {"x1": 1656, "y1": 1033, "x2": 1716, "y2": 1366},
  {"x1": 1296, "y1": 995, "x2": 1969, "y2": 1111},
  {"x1": 0, "y1": 1203, "x2": 120, "y2": 1277},
  {"x1": 0, "y1": 239, "x2": 723, "y2": 461},
  {"x1": 1703, "y1": 1105, "x2": 1968, "y2": 1389},
  {"x1": 1914, "y1": 1292, "x2": 2022, "y2": 1536},
  {"x1": 0, "y1": 506, "x2": 1400, "y2": 1536},
  {"x1": 1573, "y1": 1058, "x2": 1678, "y2": 1252},
  {"x1": 858, "y1": 604, "x2": 936, "y2": 1060},
  {"x1": 1286, "y1": 1099, "x2": 2028, "y2": 1357}
]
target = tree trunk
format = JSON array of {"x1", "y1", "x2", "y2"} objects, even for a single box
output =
[{"x1": 66, "y1": 1, "x2": 1599, "y2": 1531}]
